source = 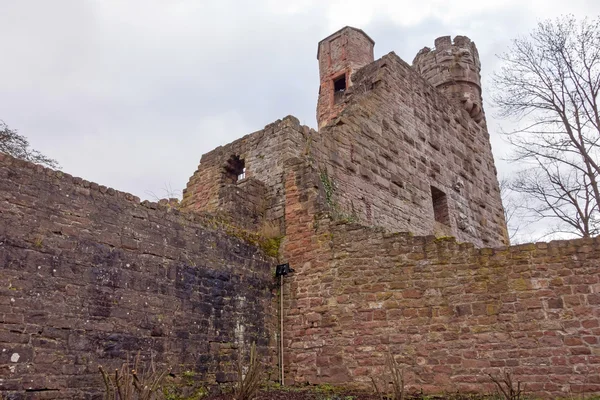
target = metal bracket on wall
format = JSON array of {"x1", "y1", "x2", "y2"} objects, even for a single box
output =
[{"x1": 275, "y1": 263, "x2": 294, "y2": 277}]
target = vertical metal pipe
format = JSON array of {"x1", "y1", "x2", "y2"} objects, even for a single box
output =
[{"x1": 280, "y1": 274, "x2": 285, "y2": 386}]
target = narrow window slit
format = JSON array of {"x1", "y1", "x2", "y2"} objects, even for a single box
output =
[
  {"x1": 431, "y1": 186, "x2": 450, "y2": 226},
  {"x1": 333, "y1": 74, "x2": 347, "y2": 104}
]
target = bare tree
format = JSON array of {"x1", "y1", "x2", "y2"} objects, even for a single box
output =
[
  {"x1": 493, "y1": 15, "x2": 600, "y2": 237},
  {"x1": 0, "y1": 120, "x2": 59, "y2": 169},
  {"x1": 512, "y1": 164, "x2": 598, "y2": 238},
  {"x1": 499, "y1": 177, "x2": 524, "y2": 243}
]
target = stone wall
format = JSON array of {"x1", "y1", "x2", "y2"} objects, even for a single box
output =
[
  {"x1": 182, "y1": 116, "x2": 315, "y2": 235},
  {"x1": 0, "y1": 153, "x2": 277, "y2": 399},
  {"x1": 314, "y1": 52, "x2": 508, "y2": 247},
  {"x1": 219, "y1": 177, "x2": 268, "y2": 231},
  {"x1": 284, "y1": 210, "x2": 600, "y2": 398}
]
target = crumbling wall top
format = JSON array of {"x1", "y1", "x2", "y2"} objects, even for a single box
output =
[{"x1": 317, "y1": 26, "x2": 375, "y2": 59}]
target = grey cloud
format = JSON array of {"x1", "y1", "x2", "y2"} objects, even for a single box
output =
[{"x1": 0, "y1": 0, "x2": 597, "y2": 203}]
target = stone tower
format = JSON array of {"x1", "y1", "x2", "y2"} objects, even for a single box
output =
[
  {"x1": 413, "y1": 36, "x2": 485, "y2": 125},
  {"x1": 316, "y1": 26, "x2": 374, "y2": 129}
]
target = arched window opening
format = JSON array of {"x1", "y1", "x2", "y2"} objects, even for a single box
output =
[
  {"x1": 333, "y1": 74, "x2": 347, "y2": 104},
  {"x1": 224, "y1": 155, "x2": 246, "y2": 184}
]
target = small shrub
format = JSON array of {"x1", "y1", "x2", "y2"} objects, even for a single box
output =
[
  {"x1": 235, "y1": 342, "x2": 263, "y2": 400},
  {"x1": 162, "y1": 370, "x2": 208, "y2": 400},
  {"x1": 99, "y1": 352, "x2": 170, "y2": 400},
  {"x1": 33, "y1": 237, "x2": 43, "y2": 248},
  {"x1": 371, "y1": 351, "x2": 405, "y2": 400},
  {"x1": 256, "y1": 220, "x2": 283, "y2": 257},
  {"x1": 488, "y1": 370, "x2": 525, "y2": 400},
  {"x1": 370, "y1": 376, "x2": 384, "y2": 400},
  {"x1": 260, "y1": 236, "x2": 282, "y2": 258},
  {"x1": 386, "y1": 352, "x2": 405, "y2": 400}
]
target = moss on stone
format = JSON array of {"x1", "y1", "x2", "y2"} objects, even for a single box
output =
[
  {"x1": 434, "y1": 235, "x2": 455, "y2": 242},
  {"x1": 510, "y1": 277, "x2": 529, "y2": 291},
  {"x1": 260, "y1": 236, "x2": 283, "y2": 258},
  {"x1": 319, "y1": 170, "x2": 359, "y2": 223}
]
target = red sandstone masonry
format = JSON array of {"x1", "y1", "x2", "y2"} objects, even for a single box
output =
[
  {"x1": 285, "y1": 217, "x2": 600, "y2": 398},
  {"x1": 281, "y1": 157, "x2": 338, "y2": 384},
  {"x1": 182, "y1": 32, "x2": 507, "y2": 249},
  {"x1": 0, "y1": 153, "x2": 277, "y2": 398},
  {"x1": 182, "y1": 116, "x2": 315, "y2": 234},
  {"x1": 219, "y1": 177, "x2": 268, "y2": 231},
  {"x1": 314, "y1": 52, "x2": 508, "y2": 247},
  {"x1": 316, "y1": 27, "x2": 375, "y2": 129},
  {"x1": 3, "y1": 27, "x2": 597, "y2": 400}
]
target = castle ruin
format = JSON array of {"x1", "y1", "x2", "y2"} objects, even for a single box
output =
[
  {"x1": 183, "y1": 26, "x2": 508, "y2": 248},
  {"x1": 1, "y1": 27, "x2": 599, "y2": 399}
]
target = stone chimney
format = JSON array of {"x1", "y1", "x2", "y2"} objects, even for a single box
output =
[{"x1": 316, "y1": 26, "x2": 375, "y2": 129}]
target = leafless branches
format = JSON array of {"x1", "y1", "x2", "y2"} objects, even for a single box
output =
[
  {"x1": 370, "y1": 376, "x2": 384, "y2": 400},
  {"x1": 499, "y1": 177, "x2": 525, "y2": 243},
  {"x1": 493, "y1": 15, "x2": 600, "y2": 238},
  {"x1": 512, "y1": 164, "x2": 598, "y2": 238},
  {"x1": 386, "y1": 352, "x2": 405, "y2": 400},
  {"x1": 235, "y1": 342, "x2": 263, "y2": 400},
  {"x1": 0, "y1": 120, "x2": 59, "y2": 169},
  {"x1": 488, "y1": 370, "x2": 525, "y2": 400},
  {"x1": 98, "y1": 352, "x2": 170, "y2": 400},
  {"x1": 370, "y1": 351, "x2": 405, "y2": 400}
]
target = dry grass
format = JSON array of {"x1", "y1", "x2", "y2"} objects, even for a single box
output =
[{"x1": 258, "y1": 220, "x2": 281, "y2": 239}]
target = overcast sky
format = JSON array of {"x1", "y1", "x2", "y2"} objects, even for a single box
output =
[{"x1": 1, "y1": 0, "x2": 598, "y2": 208}]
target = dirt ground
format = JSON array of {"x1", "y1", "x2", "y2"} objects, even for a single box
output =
[{"x1": 203, "y1": 387, "x2": 498, "y2": 400}]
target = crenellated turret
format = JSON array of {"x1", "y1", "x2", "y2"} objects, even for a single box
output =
[{"x1": 413, "y1": 35, "x2": 485, "y2": 125}]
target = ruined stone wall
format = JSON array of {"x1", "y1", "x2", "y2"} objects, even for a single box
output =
[
  {"x1": 0, "y1": 153, "x2": 277, "y2": 398},
  {"x1": 284, "y1": 217, "x2": 600, "y2": 398},
  {"x1": 277, "y1": 156, "x2": 600, "y2": 398},
  {"x1": 182, "y1": 116, "x2": 315, "y2": 234},
  {"x1": 219, "y1": 178, "x2": 268, "y2": 231},
  {"x1": 314, "y1": 52, "x2": 508, "y2": 247}
]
